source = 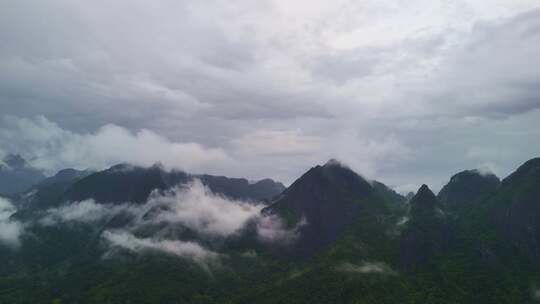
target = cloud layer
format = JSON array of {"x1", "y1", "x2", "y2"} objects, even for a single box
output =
[
  {"x1": 0, "y1": 116, "x2": 229, "y2": 175},
  {"x1": 1, "y1": 1, "x2": 540, "y2": 191}
]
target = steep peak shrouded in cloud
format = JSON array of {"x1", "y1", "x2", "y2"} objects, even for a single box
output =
[{"x1": 263, "y1": 159, "x2": 397, "y2": 255}]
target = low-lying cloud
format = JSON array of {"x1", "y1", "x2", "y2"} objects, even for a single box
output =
[
  {"x1": 40, "y1": 199, "x2": 137, "y2": 225},
  {"x1": 103, "y1": 230, "x2": 218, "y2": 261},
  {"x1": 533, "y1": 287, "x2": 540, "y2": 302},
  {"x1": 336, "y1": 261, "x2": 397, "y2": 276},
  {"x1": 37, "y1": 180, "x2": 299, "y2": 263},
  {"x1": 256, "y1": 215, "x2": 306, "y2": 244},
  {"x1": 145, "y1": 180, "x2": 262, "y2": 237},
  {"x1": 0, "y1": 197, "x2": 24, "y2": 247}
]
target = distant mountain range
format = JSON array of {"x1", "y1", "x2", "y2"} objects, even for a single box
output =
[
  {"x1": 0, "y1": 154, "x2": 46, "y2": 195},
  {"x1": 1, "y1": 155, "x2": 540, "y2": 303}
]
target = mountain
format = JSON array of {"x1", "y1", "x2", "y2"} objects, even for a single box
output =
[
  {"x1": 400, "y1": 184, "x2": 449, "y2": 271},
  {"x1": 1, "y1": 162, "x2": 287, "y2": 303},
  {"x1": 15, "y1": 168, "x2": 92, "y2": 211},
  {"x1": 0, "y1": 154, "x2": 46, "y2": 194},
  {"x1": 62, "y1": 163, "x2": 175, "y2": 205},
  {"x1": 410, "y1": 184, "x2": 440, "y2": 218},
  {"x1": 262, "y1": 159, "x2": 396, "y2": 255},
  {"x1": 3, "y1": 157, "x2": 540, "y2": 303},
  {"x1": 405, "y1": 191, "x2": 415, "y2": 202},
  {"x1": 198, "y1": 175, "x2": 285, "y2": 202},
  {"x1": 481, "y1": 158, "x2": 540, "y2": 260},
  {"x1": 60, "y1": 163, "x2": 284, "y2": 207},
  {"x1": 372, "y1": 181, "x2": 407, "y2": 205},
  {"x1": 437, "y1": 169, "x2": 500, "y2": 208}
]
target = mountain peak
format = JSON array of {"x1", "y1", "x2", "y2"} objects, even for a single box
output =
[
  {"x1": 263, "y1": 161, "x2": 388, "y2": 255},
  {"x1": 400, "y1": 184, "x2": 449, "y2": 271},
  {"x1": 486, "y1": 157, "x2": 540, "y2": 259},
  {"x1": 438, "y1": 169, "x2": 500, "y2": 207},
  {"x1": 503, "y1": 157, "x2": 540, "y2": 185},
  {"x1": 415, "y1": 184, "x2": 437, "y2": 202},
  {"x1": 410, "y1": 184, "x2": 439, "y2": 218},
  {"x1": 449, "y1": 169, "x2": 499, "y2": 182},
  {"x1": 418, "y1": 184, "x2": 431, "y2": 194},
  {"x1": 519, "y1": 157, "x2": 540, "y2": 168}
]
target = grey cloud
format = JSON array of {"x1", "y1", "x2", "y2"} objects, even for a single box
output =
[
  {"x1": 312, "y1": 51, "x2": 382, "y2": 84},
  {"x1": 311, "y1": 34, "x2": 447, "y2": 84},
  {"x1": 231, "y1": 129, "x2": 322, "y2": 156},
  {"x1": 0, "y1": 0, "x2": 331, "y2": 137},
  {"x1": 407, "y1": 8, "x2": 540, "y2": 117}
]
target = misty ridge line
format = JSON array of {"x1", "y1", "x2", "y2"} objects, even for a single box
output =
[{"x1": 0, "y1": 179, "x2": 300, "y2": 266}]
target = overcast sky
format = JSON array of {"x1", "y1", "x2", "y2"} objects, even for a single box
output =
[{"x1": 1, "y1": 0, "x2": 539, "y2": 193}]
